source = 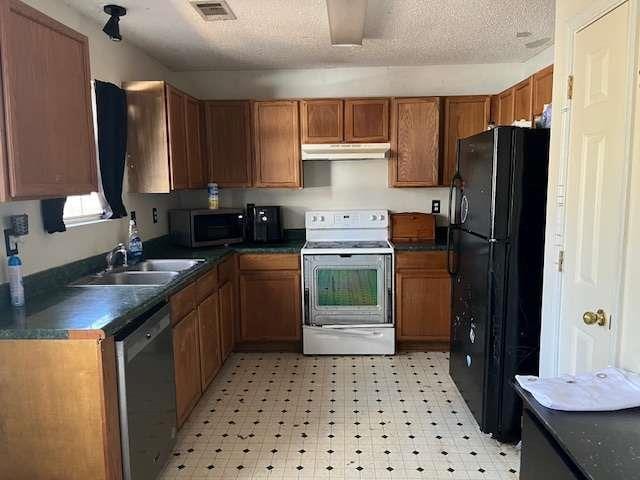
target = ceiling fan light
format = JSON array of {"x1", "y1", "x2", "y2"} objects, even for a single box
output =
[{"x1": 326, "y1": 0, "x2": 367, "y2": 46}]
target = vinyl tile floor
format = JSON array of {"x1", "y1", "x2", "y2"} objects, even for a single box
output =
[{"x1": 158, "y1": 352, "x2": 520, "y2": 480}]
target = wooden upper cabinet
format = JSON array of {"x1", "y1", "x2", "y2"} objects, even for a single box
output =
[
  {"x1": 532, "y1": 65, "x2": 554, "y2": 119},
  {"x1": 166, "y1": 85, "x2": 189, "y2": 190},
  {"x1": 204, "y1": 101, "x2": 252, "y2": 187},
  {"x1": 489, "y1": 95, "x2": 499, "y2": 125},
  {"x1": 498, "y1": 88, "x2": 515, "y2": 126},
  {"x1": 185, "y1": 95, "x2": 205, "y2": 189},
  {"x1": 389, "y1": 97, "x2": 440, "y2": 187},
  {"x1": 442, "y1": 96, "x2": 490, "y2": 186},
  {"x1": 300, "y1": 99, "x2": 344, "y2": 143},
  {"x1": 0, "y1": 0, "x2": 97, "y2": 200},
  {"x1": 513, "y1": 77, "x2": 533, "y2": 122},
  {"x1": 125, "y1": 81, "x2": 201, "y2": 193},
  {"x1": 344, "y1": 98, "x2": 390, "y2": 142},
  {"x1": 253, "y1": 100, "x2": 301, "y2": 188}
]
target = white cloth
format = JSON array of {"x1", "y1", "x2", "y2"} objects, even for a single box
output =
[{"x1": 516, "y1": 367, "x2": 640, "y2": 411}]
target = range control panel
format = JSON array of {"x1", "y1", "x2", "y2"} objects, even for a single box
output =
[{"x1": 305, "y1": 210, "x2": 389, "y2": 229}]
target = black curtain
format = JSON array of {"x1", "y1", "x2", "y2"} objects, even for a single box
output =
[
  {"x1": 95, "y1": 80, "x2": 127, "y2": 218},
  {"x1": 41, "y1": 197, "x2": 67, "y2": 234}
]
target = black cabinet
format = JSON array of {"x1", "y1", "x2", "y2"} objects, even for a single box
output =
[{"x1": 520, "y1": 411, "x2": 581, "y2": 480}]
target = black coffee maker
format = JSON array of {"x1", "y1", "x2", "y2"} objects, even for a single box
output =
[{"x1": 245, "y1": 204, "x2": 284, "y2": 243}]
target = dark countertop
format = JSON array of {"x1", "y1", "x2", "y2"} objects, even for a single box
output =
[
  {"x1": 0, "y1": 238, "x2": 304, "y2": 340},
  {"x1": 391, "y1": 240, "x2": 448, "y2": 251},
  {"x1": 0, "y1": 232, "x2": 451, "y2": 340},
  {"x1": 516, "y1": 383, "x2": 640, "y2": 480}
]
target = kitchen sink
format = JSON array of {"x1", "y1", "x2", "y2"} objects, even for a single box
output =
[
  {"x1": 73, "y1": 271, "x2": 179, "y2": 287},
  {"x1": 129, "y1": 259, "x2": 204, "y2": 272}
]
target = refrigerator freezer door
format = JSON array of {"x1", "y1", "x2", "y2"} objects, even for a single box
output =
[
  {"x1": 457, "y1": 128, "x2": 516, "y2": 240},
  {"x1": 449, "y1": 229, "x2": 491, "y2": 429}
]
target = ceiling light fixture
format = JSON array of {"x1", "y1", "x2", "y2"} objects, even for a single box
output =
[
  {"x1": 102, "y1": 4, "x2": 127, "y2": 42},
  {"x1": 326, "y1": 0, "x2": 367, "y2": 47}
]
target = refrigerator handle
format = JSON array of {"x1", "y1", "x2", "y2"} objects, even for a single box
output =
[
  {"x1": 448, "y1": 172, "x2": 462, "y2": 227},
  {"x1": 446, "y1": 225, "x2": 457, "y2": 276},
  {"x1": 447, "y1": 173, "x2": 461, "y2": 276}
]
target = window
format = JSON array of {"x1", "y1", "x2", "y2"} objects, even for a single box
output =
[
  {"x1": 63, "y1": 80, "x2": 107, "y2": 226},
  {"x1": 63, "y1": 192, "x2": 107, "y2": 225}
]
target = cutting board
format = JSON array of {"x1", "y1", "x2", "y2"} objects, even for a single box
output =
[{"x1": 390, "y1": 212, "x2": 436, "y2": 242}]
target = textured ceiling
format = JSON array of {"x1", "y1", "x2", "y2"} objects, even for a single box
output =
[{"x1": 62, "y1": 0, "x2": 555, "y2": 71}]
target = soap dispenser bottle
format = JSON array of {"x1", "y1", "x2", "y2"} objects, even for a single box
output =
[
  {"x1": 127, "y1": 211, "x2": 143, "y2": 264},
  {"x1": 7, "y1": 254, "x2": 24, "y2": 307}
]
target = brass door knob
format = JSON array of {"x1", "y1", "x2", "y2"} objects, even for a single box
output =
[{"x1": 583, "y1": 309, "x2": 607, "y2": 326}]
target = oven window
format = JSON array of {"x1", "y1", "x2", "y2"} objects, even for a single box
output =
[{"x1": 316, "y1": 269, "x2": 378, "y2": 306}]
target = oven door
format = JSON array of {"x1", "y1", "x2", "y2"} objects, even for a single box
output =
[{"x1": 303, "y1": 254, "x2": 392, "y2": 327}]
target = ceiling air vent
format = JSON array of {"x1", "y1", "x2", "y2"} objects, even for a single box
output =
[{"x1": 190, "y1": 1, "x2": 236, "y2": 21}]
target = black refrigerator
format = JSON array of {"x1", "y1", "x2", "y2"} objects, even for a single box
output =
[{"x1": 447, "y1": 127, "x2": 550, "y2": 443}]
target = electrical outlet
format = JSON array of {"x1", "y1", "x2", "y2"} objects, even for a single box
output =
[
  {"x1": 152, "y1": 208, "x2": 158, "y2": 224},
  {"x1": 431, "y1": 200, "x2": 441, "y2": 214}
]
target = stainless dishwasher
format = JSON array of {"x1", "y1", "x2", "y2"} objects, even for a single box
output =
[{"x1": 115, "y1": 302, "x2": 176, "y2": 480}]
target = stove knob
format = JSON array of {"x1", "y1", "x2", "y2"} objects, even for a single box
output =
[
  {"x1": 311, "y1": 215, "x2": 317, "y2": 222},
  {"x1": 379, "y1": 214, "x2": 385, "y2": 221},
  {"x1": 370, "y1": 214, "x2": 377, "y2": 221},
  {"x1": 319, "y1": 216, "x2": 325, "y2": 222}
]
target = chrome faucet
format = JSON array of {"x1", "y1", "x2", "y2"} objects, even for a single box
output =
[{"x1": 106, "y1": 243, "x2": 128, "y2": 271}]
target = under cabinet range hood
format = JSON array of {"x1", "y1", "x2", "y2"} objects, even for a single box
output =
[{"x1": 301, "y1": 143, "x2": 391, "y2": 161}]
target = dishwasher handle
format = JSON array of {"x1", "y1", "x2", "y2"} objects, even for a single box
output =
[{"x1": 117, "y1": 303, "x2": 171, "y2": 363}]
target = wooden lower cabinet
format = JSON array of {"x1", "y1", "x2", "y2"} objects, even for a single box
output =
[
  {"x1": 0, "y1": 337, "x2": 122, "y2": 480},
  {"x1": 171, "y1": 258, "x2": 237, "y2": 428},
  {"x1": 219, "y1": 279, "x2": 236, "y2": 360},
  {"x1": 239, "y1": 270, "x2": 301, "y2": 342},
  {"x1": 237, "y1": 254, "x2": 301, "y2": 349},
  {"x1": 395, "y1": 251, "x2": 451, "y2": 349},
  {"x1": 172, "y1": 310, "x2": 202, "y2": 428},
  {"x1": 197, "y1": 292, "x2": 222, "y2": 390}
]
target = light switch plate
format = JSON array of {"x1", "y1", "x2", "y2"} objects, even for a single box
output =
[
  {"x1": 431, "y1": 200, "x2": 441, "y2": 214},
  {"x1": 152, "y1": 208, "x2": 158, "y2": 224}
]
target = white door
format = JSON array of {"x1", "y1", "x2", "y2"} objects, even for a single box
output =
[{"x1": 559, "y1": 2, "x2": 631, "y2": 374}]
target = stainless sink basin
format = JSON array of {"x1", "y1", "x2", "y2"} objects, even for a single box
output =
[
  {"x1": 73, "y1": 271, "x2": 179, "y2": 287},
  {"x1": 129, "y1": 259, "x2": 204, "y2": 272}
]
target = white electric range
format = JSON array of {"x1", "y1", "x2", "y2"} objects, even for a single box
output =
[{"x1": 301, "y1": 209, "x2": 395, "y2": 355}]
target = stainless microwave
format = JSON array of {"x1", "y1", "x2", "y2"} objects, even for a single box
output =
[{"x1": 169, "y1": 208, "x2": 244, "y2": 247}]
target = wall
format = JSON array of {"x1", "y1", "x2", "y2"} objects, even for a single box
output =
[
  {"x1": 176, "y1": 49, "x2": 554, "y2": 228},
  {"x1": 539, "y1": 0, "x2": 639, "y2": 375},
  {"x1": 0, "y1": 0, "x2": 196, "y2": 283}
]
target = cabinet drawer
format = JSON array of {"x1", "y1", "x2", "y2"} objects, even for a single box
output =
[
  {"x1": 395, "y1": 251, "x2": 447, "y2": 270},
  {"x1": 218, "y1": 255, "x2": 236, "y2": 284},
  {"x1": 170, "y1": 282, "x2": 196, "y2": 325},
  {"x1": 195, "y1": 267, "x2": 218, "y2": 303},
  {"x1": 239, "y1": 253, "x2": 300, "y2": 271}
]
